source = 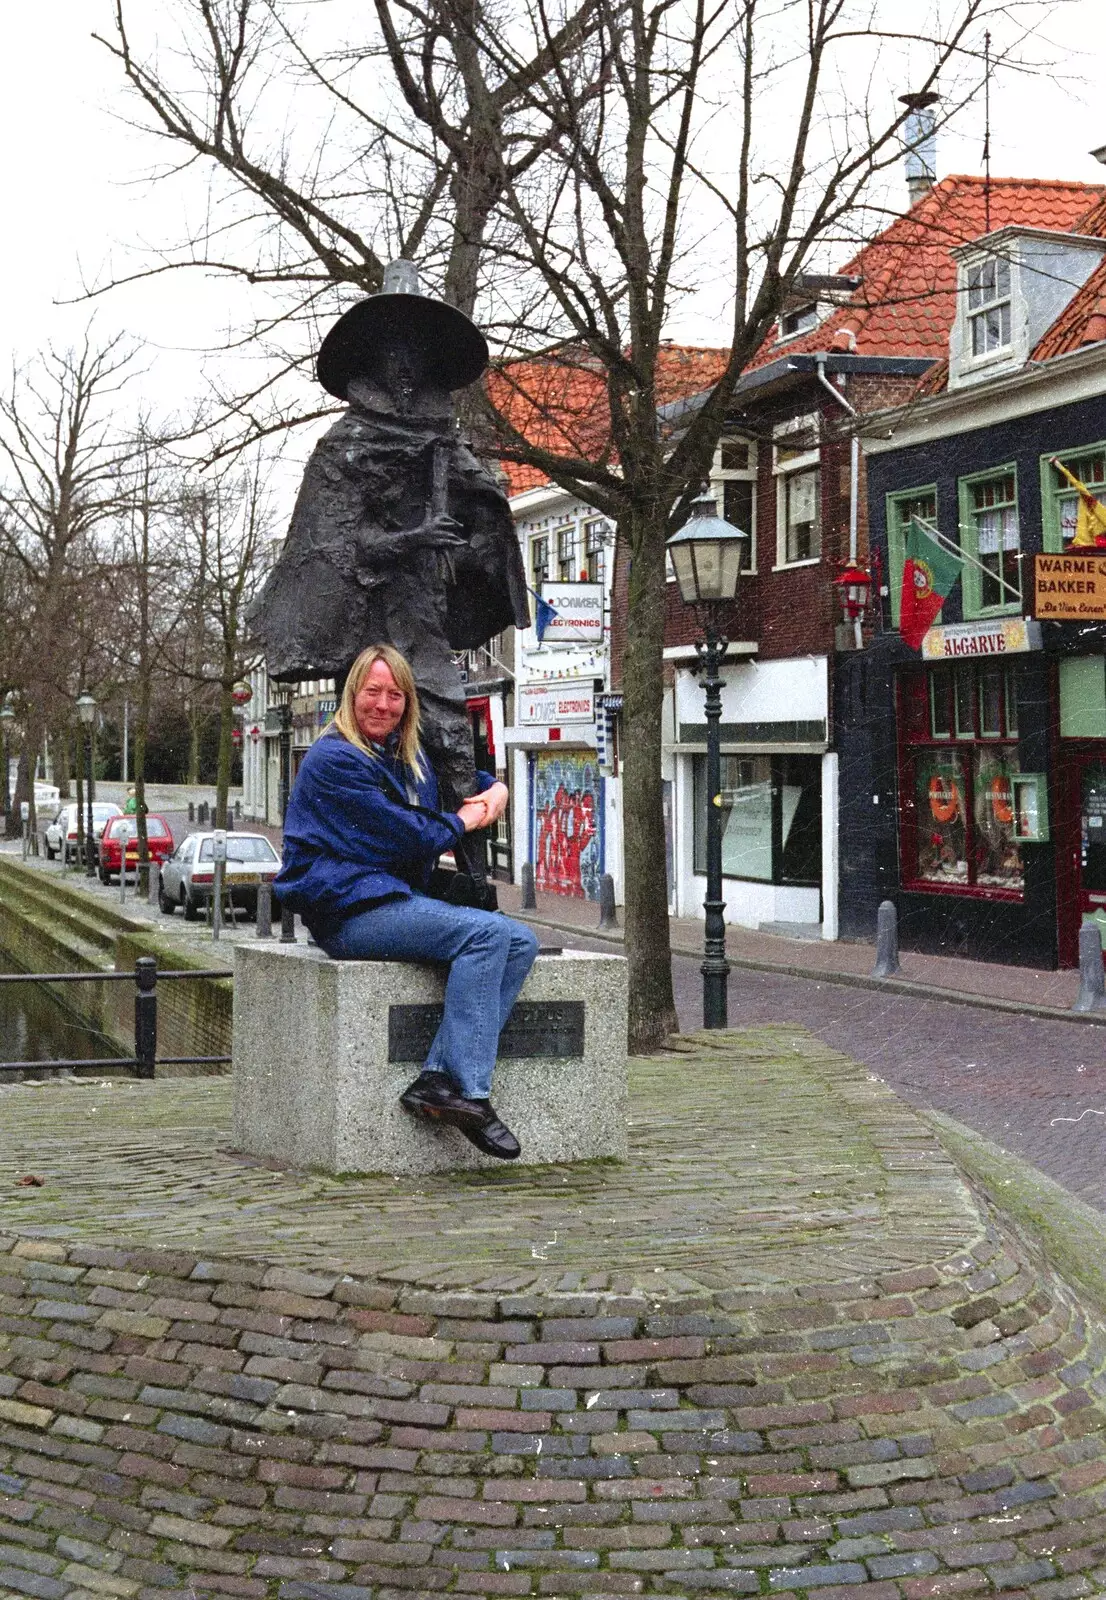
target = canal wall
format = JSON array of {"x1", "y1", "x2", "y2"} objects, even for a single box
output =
[{"x1": 0, "y1": 859, "x2": 232, "y2": 1071}]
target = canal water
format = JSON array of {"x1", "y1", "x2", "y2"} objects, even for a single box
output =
[{"x1": 0, "y1": 949, "x2": 126, "y2": 1070}]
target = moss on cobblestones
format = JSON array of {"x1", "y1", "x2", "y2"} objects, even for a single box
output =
[
  {"x1": 0, "y1": 1029, "x2": 971, "y2": 1289},
  {"x1": 923, "y1": 1108, "x2": 1106, "y2": 1321}
]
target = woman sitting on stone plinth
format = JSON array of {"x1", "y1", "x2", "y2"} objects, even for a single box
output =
[{"x1": 273, "y1": 643, "x2": 537, "y2": 1161}]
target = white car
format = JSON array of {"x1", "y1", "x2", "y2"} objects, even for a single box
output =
[
  {"x1": 159, "y1": 831, "x2": 282, "y2": 921},
  {"x1": 44, "y1": 802, "x2": 124, "y2": 865}
]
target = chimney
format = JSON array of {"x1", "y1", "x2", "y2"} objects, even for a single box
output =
[{"x1": 900, "y1": 90, "x2": 939, "y2": 205}]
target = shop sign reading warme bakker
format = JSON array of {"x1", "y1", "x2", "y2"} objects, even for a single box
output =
[
  {"x1": 1033, "y1": 552, "x2": 1106, "y2": 621},
  {"x1": 539, "y1": 582, "x2": 604, "y2": 642},
  {"x1": 519, "y1": 680, "x2": 596, "y2": 725},
  {"x1": 920, "y1": 617, "x2": 1042, "y2": 660}
]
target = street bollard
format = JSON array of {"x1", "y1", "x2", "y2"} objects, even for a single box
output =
[
  {"x1": 1072, "y1": 923, "x2": 1106, "y2": 1013},
  {"x1": 597, "y1": 873, "x2": 618, "y2": 930},
  {"x1": 256, "y1": 881, "x2": 273, "y2": 938},
  {"x1": 188, "y1": 802, "x2": 195, "y2": 822},
  {"x1": 235, "y1": 800, "x2": 241, "y2": 818},
  {"x1": 134, "y1": 957, "x2": 157, "y2": 1079},
  {"x1": 226, "y1": 811, "x2": 235, "y2": 831},
  {"x1": 280, "y1": 904, "x2": 296, "y2": 943},
  {"x1": 520, "y1": 861, "x2": 537, "y2": 910},
  {"x1": 212, "y1": 831, "x2": 227, "y2": 941},
  {"x1": 871, "y1": 899, "x2": 900, "y2": 979},
  {"x1": 147, "y1": 864, "x2": 159, "y2": 907}
]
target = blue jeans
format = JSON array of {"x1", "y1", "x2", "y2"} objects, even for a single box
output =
[{"x1": 318, "y1": 895, "x2": 540, "y2": 1099}]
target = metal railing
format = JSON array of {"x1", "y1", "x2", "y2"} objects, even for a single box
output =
[{"x1": 0, "y1": 957, "x2": 233, "y2": 1077}]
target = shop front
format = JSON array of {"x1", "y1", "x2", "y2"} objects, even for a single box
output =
[
  {"x1": 667, "y1": 654, "x2": 837, "y2": 936},
  {"x1": 838, "y1": 618, "x2": 1095, "y2": 970},
  {"x1": 506, "y1": 677, "x2": 611, "y2": 902}
]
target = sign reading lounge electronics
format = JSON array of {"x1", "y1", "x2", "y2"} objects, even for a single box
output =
[
  {"x1": 921, "y1": 617, "x2": 1042, "y2": 660},
  {"x1": 1033, "y1": 552, "x2": 1106, "y2": 621}
]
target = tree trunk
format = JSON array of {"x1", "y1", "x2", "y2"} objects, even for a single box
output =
[
  {"x1": 13, "y1": 701, "x2": 45, "y2": 843},
  {"x1": 55, "y1": 725, "x2": 71, "y2": 799},
  {"x1": 619, "y1": 510, "x2": 678, "y2": 1052},
  {"x1": 188, "y1": 708, "x2": 201, "y2": 785},
  {"x1": 133, "y1": 689, "x2": 150, "y2": 883},
  {"x1": 214, "y1": 668, "x2": 235, "y2": 829}
]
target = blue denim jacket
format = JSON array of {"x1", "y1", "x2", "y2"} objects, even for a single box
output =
[{"x1": 274, "y1": 728, "x2": 491, "y2": 933}]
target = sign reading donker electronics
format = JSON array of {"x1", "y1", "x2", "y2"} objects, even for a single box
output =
[
  {"x1": 539, "y1": 582, "x2": 604, "y2": 642},
  {"x1": 1033, "y1": 552, "x2": 1106, "y2": 621}
]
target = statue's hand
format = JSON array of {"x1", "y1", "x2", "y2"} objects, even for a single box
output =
[
  {"x1": 412, "y1": 512, "x2": 467, "y2": 551},
  {"x1": 353, "y1": 515, "x2": 466, "y2": 576}
]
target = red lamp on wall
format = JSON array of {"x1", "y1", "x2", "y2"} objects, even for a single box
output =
[
  {"x1": 835, "y1": 560, "x2": 872, "y2": 621},
  {"x1": 834, "y1": 560, "x2": 872, "y2": 648}
]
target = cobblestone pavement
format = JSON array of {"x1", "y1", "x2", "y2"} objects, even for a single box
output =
[
  {"x1": 0, "y1": 1034, "x2": 1101, "y2": 1596},
  {"x1": 0, "y1": 1030, "x2": 973, "y2": 1290},
  {"x1": 690, "y1": 967, "x2": 1106, "y2": 1223}
]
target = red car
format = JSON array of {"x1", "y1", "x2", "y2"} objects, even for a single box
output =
[{"x1": 97, "y1": 814, "x2": 175, "y2": 883}]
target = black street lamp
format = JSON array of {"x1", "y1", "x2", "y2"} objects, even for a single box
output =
[
  {"x1": 76, "y1": 691, "x2": 97, "y2": 878},
  {"x1": 0, "y1": 699, "x2": 14, "y2": 838},
  {"x1": 272, "y1": 681, "x2": 294, "y2": 823},
  {"x1": 667, "y1": 493, "x2": 750, "y2": 1029}
]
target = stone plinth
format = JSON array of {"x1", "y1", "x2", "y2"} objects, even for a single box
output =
[{"x1": 231, "y1": 943, "x2": 628, "y2": 1174}]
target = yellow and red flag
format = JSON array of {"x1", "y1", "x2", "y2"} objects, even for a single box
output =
[{"x1": 1051, "y1": 457, "x2": 1106, "y2": 548}]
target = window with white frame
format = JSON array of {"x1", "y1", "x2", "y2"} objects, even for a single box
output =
[
  {"x1": 778, "y1": 303, "x2": 819, "y2": 340},
  {"x1": 966, "y1": 256, "x2": 1012, "y2": 358},
  {"x1": 530, "y1": 534, "x2": 549, "y2": 587},
  {"x1": 556, "y1": 524, "x2": 578, "y2": 580},
  {"x1": 711, "y1": 437, "x2": 757, "y2": 570},
  {"x1": 774, "y1": 416, "x2": 821, "y2": 566},
  {"x1": 583, "y1": 518, "x2": 608, "y2": 583}
]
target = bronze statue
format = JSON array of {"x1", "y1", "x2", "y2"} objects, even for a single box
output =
[{"x1": 248, "y1": 261, "x2": 529, "y2": 853}]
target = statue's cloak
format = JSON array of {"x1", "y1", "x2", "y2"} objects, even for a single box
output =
[{"x1": 248, "y1": 405, "x2": 529, "y2": 680}]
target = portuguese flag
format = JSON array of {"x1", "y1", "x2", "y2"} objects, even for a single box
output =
[{"x1": 900, "y1": 519, "x2": 963, "y2": 650}]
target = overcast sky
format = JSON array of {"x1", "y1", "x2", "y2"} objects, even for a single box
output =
[{"x1": 4, "y1": 1, "x2": 1106, "y2": 462}]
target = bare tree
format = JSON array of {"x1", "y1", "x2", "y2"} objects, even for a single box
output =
[
  {"x1": 162, "y1": 455, "x2": 272, "y2": 826},
  {"x1": 0, "y1": 336, "x2": 134, "y2": 840},
  {"x1": 99, "y1": 0, "x2": 1058, "y2": 1045}
]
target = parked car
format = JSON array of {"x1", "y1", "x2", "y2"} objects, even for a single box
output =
[
  {"x1": 97, "y1": 814, "x2": 175, "y2": 884},
  {"x1": 43, "y1": 802, "x2": 124, "y2": 865},
  {"x1": 158, "y1": 832, "x2": 281, "y2": 921}
]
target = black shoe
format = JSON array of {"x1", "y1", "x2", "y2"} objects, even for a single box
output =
[
  {"x1": 461, "y1": 1101, "x2": 521, "y2": 1161},
  {"x1": 398, "y1": 1072, "x2": 495, "y2": 1132}
]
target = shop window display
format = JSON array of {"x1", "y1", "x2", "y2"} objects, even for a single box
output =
[
  {"x1": 901, "y1": 663, "x2": 1023, "y2": 895},
  {"x1": 693, "y1": 753, "x2": 821, "y2": 886}
]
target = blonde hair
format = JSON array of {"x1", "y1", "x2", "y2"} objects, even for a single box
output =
[{"x1": 333, "y1": 644, "x2": 425, "y2": 778}]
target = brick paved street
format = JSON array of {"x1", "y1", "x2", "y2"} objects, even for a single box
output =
[
  {"x1": 0, "y1": 1031, "x2": 1099, "y2": 1596},
  {"x1": 670, "y1": 964, "x2": 1106, "y2": 1220}
]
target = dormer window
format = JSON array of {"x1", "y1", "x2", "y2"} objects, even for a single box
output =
[
  {"x1": 949, "y1": 227, "x2": 1105, "y2": 390},
  {"x1": 780, "y1": 303, "x2": 818, "y2": 339},
  {"x1": 967, "y1": 257, "x2": 1012, "y2": 356}
]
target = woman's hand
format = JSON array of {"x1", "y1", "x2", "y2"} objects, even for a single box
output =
[{"x1": 457, "y1": 781, "x2": 509, "y2": 832}]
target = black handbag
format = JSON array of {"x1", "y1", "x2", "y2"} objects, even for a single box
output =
[{"x1": 427, "y1": 865, "x2": 499, "y2": 911}]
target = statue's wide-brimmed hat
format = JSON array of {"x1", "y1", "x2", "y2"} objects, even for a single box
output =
[{"x1": 317, "y1": 260, "x2": 489, "y2": 399}]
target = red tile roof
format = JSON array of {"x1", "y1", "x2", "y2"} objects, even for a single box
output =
[
  {"x1": 749, "y1": 175, "x2": 1106, "y2": 369},
  {"x1": 489, "y1": 346, "x2": 729, "y2": 497}
]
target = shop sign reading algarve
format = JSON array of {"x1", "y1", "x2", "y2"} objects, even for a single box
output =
[{"x1": 920, "y1": 617, "x2": 1042, "y2": 660}]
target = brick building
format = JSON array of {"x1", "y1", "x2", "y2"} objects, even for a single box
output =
[
  {"x1": 611, "y1": 175, "x2": 1106, "y2": 937},
  {"x1": 843, "y1": 190, "x2": 1106, "y2": 969}
]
